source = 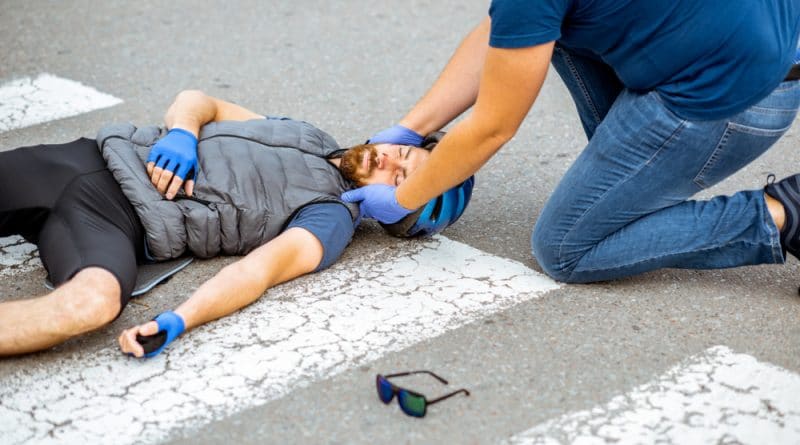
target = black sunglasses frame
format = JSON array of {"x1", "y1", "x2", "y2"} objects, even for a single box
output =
[{"x1": 376, "y1": 370, "x2": 470, "y2": 418}]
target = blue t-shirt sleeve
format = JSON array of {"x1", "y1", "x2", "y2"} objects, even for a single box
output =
[
  {"x1": 285, "y1": 202, "x2": 356, "y2": 272},
  {"x1": 488, "y1": 0, "x2": 571, "y2": 48}
]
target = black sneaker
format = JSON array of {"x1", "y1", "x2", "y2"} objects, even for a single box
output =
[{"x1": 765, "y1": 173, "x2": 800, "y2": 258}]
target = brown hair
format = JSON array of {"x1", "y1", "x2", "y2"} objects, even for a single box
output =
[{"x1": 338, "y1": 143, "x2": 378, "y2": 186}]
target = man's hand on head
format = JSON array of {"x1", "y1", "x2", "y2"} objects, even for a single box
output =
[
  {"x1": 146, "y1": 128, "x2": 199, "y2": 199},
  {"x1": 367, "y1": 125, "x2": 424, "y2": 146},
  {"x1": 341, "y1": 184, "x2": 415, "y2": 224}
]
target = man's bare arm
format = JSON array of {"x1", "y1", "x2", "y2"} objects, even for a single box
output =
[
  {"x1": 397, "y1": 42, "x2": 555, "y2": 210},
  {"x1": 163, "y1": 90, "x2": 264, "y2": 137},
  {"x1": 118, "y1": 227, "x2": 323, "y2": 357},
  {"x1": 399, "y1": 16, "x2": 491, "y2": 137}
]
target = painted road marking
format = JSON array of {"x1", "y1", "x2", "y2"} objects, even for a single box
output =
[
  {"x1": 0, "y1": 74, "x2": 122, "y2": 133},
  {"x1": 0, "y1": 236, "x2": 559, "y2": 445},
  {"x1": 0, "y1": 236, "x2": 39, "y2": 278},
  {"x1": 506, "y1": 346, "x2": 800, "y2": 445}
]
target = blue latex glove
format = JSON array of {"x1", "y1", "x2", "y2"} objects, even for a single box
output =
[
  {"x1": 136, "y1": 311, "x2": 186, "y2": 358},
  {"x1": 146, "y1": 128, "x2": 199, "y2": 181},
  {"x1": 341, "y1": 184, "x2": 414, "y2": 224},
  {"x1": 368, "y1": 124, "x2": 424, "y2": 146}
]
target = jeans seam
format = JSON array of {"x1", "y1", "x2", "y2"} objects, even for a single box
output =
[
  {"x1": 558, "y1": 47, "x2": 603, "y2": 126},
  {"x1": 693, "y1": 125, "x2": 730, "y2": 189},
  {"x1": 555, "y1": 118, "x2": 688, "y2": 275},
  {"x1": 761, "y1": 192, "x2": 785, "y2": 263},
  {"x1": 749, "y1": 106, "x2": 799, "y2": 115}
]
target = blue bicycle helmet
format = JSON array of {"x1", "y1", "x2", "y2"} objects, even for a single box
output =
[{"x1": 380, "y1": 132, "x2": 475, "y2": 238}]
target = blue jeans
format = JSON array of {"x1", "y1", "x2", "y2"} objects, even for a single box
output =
[{"x1": 532, "y1": 44, "x2": 800, "y2": 283}]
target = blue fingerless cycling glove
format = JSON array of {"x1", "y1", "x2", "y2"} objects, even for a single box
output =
[
  {"x1": 368, "y1": 125, "x2": 424, "y2": 146},
  {"x1": 341, "y1": 184, "x2": 414, "y2": 224},
  {"x1": 146, "y1": 128, "x2": 199, "y2": 181},
  {"x1": 140, "y1": 311, "x2": 186, "y2": 358}
]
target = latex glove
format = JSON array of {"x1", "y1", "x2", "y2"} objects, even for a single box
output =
[
  {"x1": 368, "y1": 124, "x2": 424, "y2": 146},
  {"x1": 341, "y1": 184, "x2": 414, "y2": 224},
  {"x1": 146, "y1": 128, "x2": 198, "y2": 199},
  {"x1": 118, "y1": 311, "x2": 186, "y2": 358}
]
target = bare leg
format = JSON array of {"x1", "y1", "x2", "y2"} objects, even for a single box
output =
[
  {"x1": 766, "y1": 192, "x2": 786, "y2": 231},
  {"x1": 0, "y1": 267, "x2": 121, "y2": 356}
]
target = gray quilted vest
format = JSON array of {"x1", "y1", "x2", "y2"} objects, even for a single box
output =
[{"x1": 97, "y1": 119, "x2": 358, "y2": 261}]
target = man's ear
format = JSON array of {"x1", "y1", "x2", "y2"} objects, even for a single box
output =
[{"x1": 376, "y1": 152, "x2": 388, "y2": 169}]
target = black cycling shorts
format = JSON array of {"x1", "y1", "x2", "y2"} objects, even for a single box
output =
[{"x1": 0, "y1": 138, "x2": 143, "y2": 308}]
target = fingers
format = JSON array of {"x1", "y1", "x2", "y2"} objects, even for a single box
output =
[
  {"x1": 164, "y1": 175, "x2": 184, "y2": 200},
  {"x1": 119, "y1": 326, "x2": 145, "y2": 358},
  {"x1": 118, "y1": 321, "x2": 160, "y2": 358},
  {"x1": 341, "y1": 187, "x2": 365, "y2": 203},
  {"x1": 156, "y1": 160, "x2": 177, "y2": 195},
  {"x1": 149, "y1": 160, "x2": 194, "y2": 199},
  {"x1": 149, "y1": 163, "x2": 181, "y2": 199},
  {"x1": 140, "y1": 320, "x2": 160, "y2": 336}
]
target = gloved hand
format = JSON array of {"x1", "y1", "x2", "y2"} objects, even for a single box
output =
[
  {"x1": 119, "y1": 311, "x2": 186, "y2": 358},
  {"x1": 368, "y1": 124, "x2": 424, "y2": 146},
  {"x1": 341, "y1": 184, "x2": 415, "y2": 224},
  {"x1": 146, "y1": 128, "x2": 198, "y2": 198}
]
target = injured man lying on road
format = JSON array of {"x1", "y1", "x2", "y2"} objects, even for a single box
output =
[{"x1": 0, "y1": 90, "x2": 473, "y2": 358}]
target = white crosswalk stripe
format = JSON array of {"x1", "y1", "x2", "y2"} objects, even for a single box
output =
[
  {"x1": 0, "y1": 236, "x2": 559, "y2": 445},
  {"x1": 0, "y1": 74, "x2": 122, "y2": 133},
  {"x1": 506, "y1": 346, "x2": 800, "y2": 445}
]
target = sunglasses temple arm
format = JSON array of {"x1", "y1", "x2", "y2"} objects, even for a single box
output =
[
  {"x1": 383, "y1": 370, "x2": 449, "y2": 384},
  {"x1": 426, "y1": 388, "x2": 470, "y2": 405}
]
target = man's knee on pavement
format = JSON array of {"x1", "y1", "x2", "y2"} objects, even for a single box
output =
[
  {"x1": 531, "y1": 227, "x2": 575, "y2": 283},
  {"x1": 53, "y1": 267, "x2": 121, "y2": 333}
]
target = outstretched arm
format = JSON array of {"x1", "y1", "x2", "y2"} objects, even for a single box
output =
[
  {"x1": 148, "y1": 90, "x2": 264, "y2": 198},
  {"x1": 118, "y1": 227, "x2": 323, "y2": 357}
]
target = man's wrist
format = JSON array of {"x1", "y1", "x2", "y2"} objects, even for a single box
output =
[
  {"x1": 398, "y1": 118, "x2": 433, "y2": 141},
  {"x1": 173, "y1": 307, "x2": 194, "y2": 331},
  {"x1": 168, "y1": 126, "x2": 199, "y2": 141}
]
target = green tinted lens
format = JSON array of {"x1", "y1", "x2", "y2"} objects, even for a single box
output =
[{"x1": 398, "y1": 390, "x2": 426, "y2": 417}]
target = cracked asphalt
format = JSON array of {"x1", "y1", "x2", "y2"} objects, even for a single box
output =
[
  {"x1": 1, "y1": 237, "x2": 556, "y2": 444},
  {"x1": 2, "y1": 1, "x2": 800, "y2": 444}
]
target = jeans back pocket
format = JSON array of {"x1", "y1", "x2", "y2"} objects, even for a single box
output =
[{"x1": 693, "y1": 121, "x2": 794, "y2": 189}]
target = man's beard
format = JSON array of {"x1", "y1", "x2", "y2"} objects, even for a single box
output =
[{"x1": 339, "y1": 144, "x2": 378, "y2": 185}]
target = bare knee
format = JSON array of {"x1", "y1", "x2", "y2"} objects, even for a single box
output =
[{"x1": 53, "y1": 267, "x2": 121, "y2": 333}]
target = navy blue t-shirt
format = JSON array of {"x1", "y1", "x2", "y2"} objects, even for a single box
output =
[
  {"x1": 262, "y1": 115, "x2": 356, "y2": 271},
  {"x1": 488, "y1": 0, "x2": 800, "y2": 120},
  {"x1": 285, "y1": 202, "x2": 356, "y2": 271}
]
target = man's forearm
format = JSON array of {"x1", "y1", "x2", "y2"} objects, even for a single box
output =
[
  {"x1": 399, "y1": 16, "x2": 491, "y2": 136},
  {"x1": 171, "y1": 228, "x2": 323, "y2": 330},
  {"x1": 163, "y1": 90, "x2": 218, "y2": 137},
  {"x1": 172, "y1": 261, "x2": 265, "y2": 330},
  {"x1": 397, "y1": 43, "x2": 554, "y2": 210}
]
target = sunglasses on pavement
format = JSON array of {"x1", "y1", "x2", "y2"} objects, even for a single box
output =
[{"x1": 375, "y1": 370, "x2": 470, "y2": 418}]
